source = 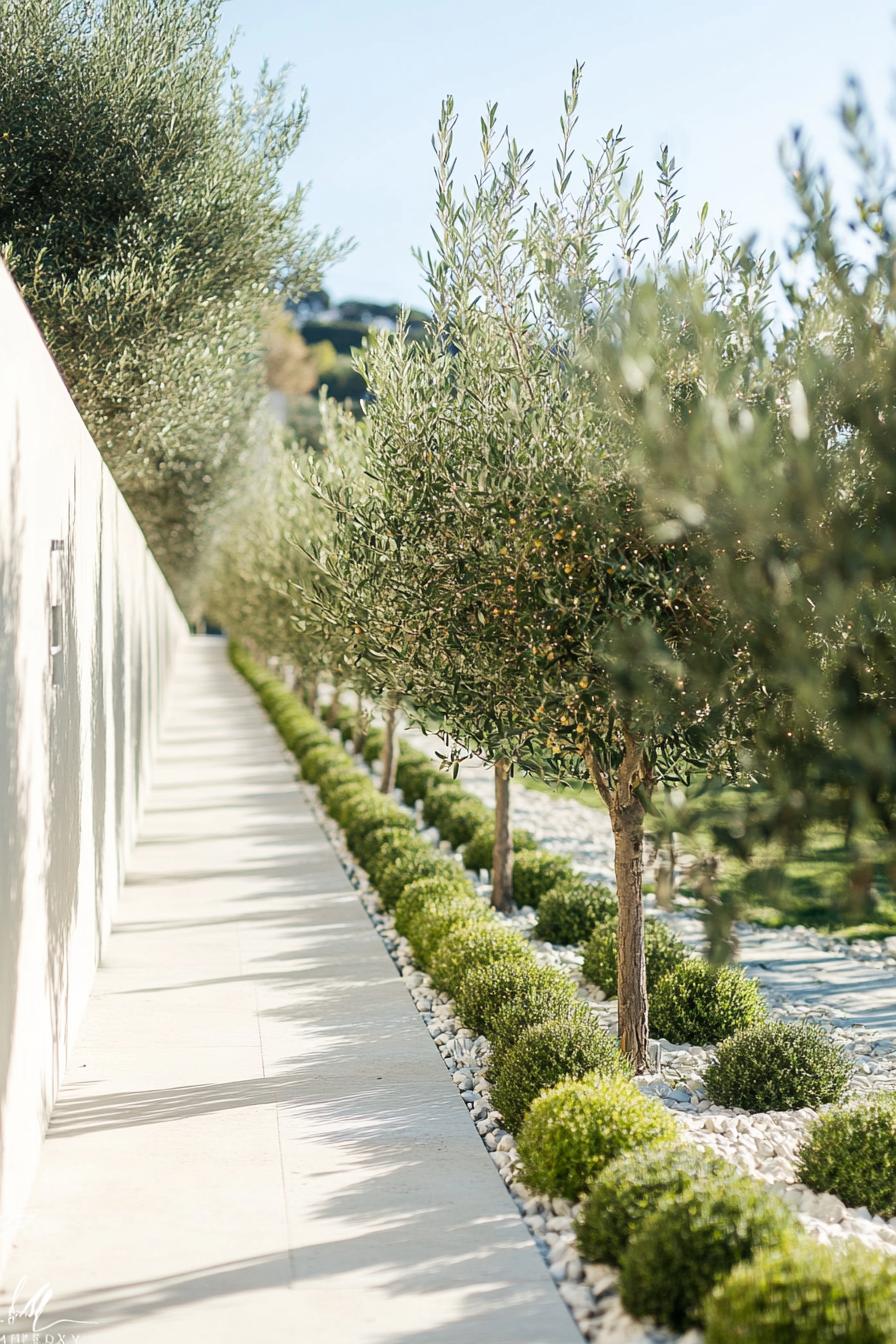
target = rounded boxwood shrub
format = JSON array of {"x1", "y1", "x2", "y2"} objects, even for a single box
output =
[
  {"x1": 395, "y1": 752, "x2": 438, "y2": 804},
  {"x1": 461, "y1": 822, "x2": 536, "y2": 874},
  {"x1": 299, "y1": 743, "x2": 347, "y2": 783},
  {"x1": 511, "y1": 849, "x2": 576, "y2": 910},
  {"x1": 582, "y1": 916, "x2": 688, "y2": 996},
  {"x1": 619, "y1": 1175, "x2": 798, "y2": 1330},
  {"x1": 344, "y1": 802, "x2": 414, "y2": 862},
  {"x1": 650, "y1": 958, "x2": 766, "y2": 1046},
  {"x1": 705, "y1": 1021, "x2": 851, "y2": 1112},
  {"x1": 421, "y1": 778, "x2": 467, "y2": 830},
  {"x1": 317, "y1": 765, "x2": 363, "y2": 808},
  {"x1": 364, "y1": 830, "x2": 431, "y2": 885},
  {"x1": 403, "y1": 892, "x2": 494, "y2": 969},
  {"x1": 428, "y1": 923, "x2": 535, "y2": 999},
  {"x1": 454, "y1": 960, "x2": 577, "y2": 1043},
  {"x1": 704, "y1": 1241, "x2": 896, "y2": 1344},
  {"x1": 437, "y1": 795, "x2": 492, "y2": 849},
  {"x1": 287, "y1": 723, "x2": 330, "y2": 758},
  {"x1": 327, "y1": 780, "x2": 376, "y2": 828},
  {"x1": 491, "y1": 1012, "x2": 629, "y2": 1133},
  {"x1": 534, "y1": 880, "x2": 615, "y2": 945},
  {"x1": 393, "y1": 874, "x2": 475, "y2": 937},
  {"x1": 361, "y1": 727, "x2": 386, "y2": 765},
  {"x1": 576, "y1": 1143, "x2": 733, "y2": 1267},
  {"x1": 517, "y1": 1073, "x2": 677, "y2": 1199},
  {"x1": 333, "y1": 703, "x2": 359, "y2": 743},
  {"x1": 376, "y1": 851, "x2": 463, "y2": 912},
  {"x1": 796, "y1": 1092, "x2": 896, "y2": 1218}
]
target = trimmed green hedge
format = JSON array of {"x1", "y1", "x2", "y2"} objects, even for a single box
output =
[
  {"x1": 421, "y1": 778, "x2": 468, "y2": 831},
  {"x1": 796, "y1": 1093, "x2": 896, "y2": 1219},
  {"x1": 576, "y1": 1143, "x2": 733, "y2": 1267},
  {"x1": 454, "y1": 960, "x2": 577, "y2": 1046},
  {"x1": 399, "y1": 888, "x2": 493, "y2": 970},
  {"x1": 361, "y1": 727, "x2": 386, "y2": 765},
  {"x1": 582, "y1": 917, "x2": 687, "y2": 995},
  {"x1": 395, "y1": 752, "x2": 439, "y2": 804},
  {"x1": 534, "y1": 880, "x2": 615, "y2": 945},
  {"x1": 619, "y1": 1175, "x2": 798, "y2": 1330},
  {"x1": 376, "y1": 850, "x2": 465, "y2": 912},
  {"x1": 517, "y1": 1073, "x2": 677, "y2": 1199},
  {"x1": 393, "y1": 873, "x2": 476, "y2": 938},
  {"x1": 461, "y1": 822, "x2": 536, "y2": 874},
  {"x1": 650, "y1": 958, "x2": 766, "y2": 1046},
  {"x1": 428, "y1": 922, "x2": 535, "y2": 999},
  {"x1": 705, "y1": 1021, "x2": 851, "y2": 1112},
  {"x1": 704, "y1": 1242, "x2": 896, "y2": 1344},
  {"x1": 511, "y1": 849, "x2": 575, "y2": 909},
  {"x1": 437, "y1": 795, "x2": 492, "y2": 849},
  {"x1": 491, "y1": 1011, "x2": 628, "y2": 1133}
]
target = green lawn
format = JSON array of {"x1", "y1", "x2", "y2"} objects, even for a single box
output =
[{"x1": 517, "y1": 771, "x2": 896, "y2": 939}]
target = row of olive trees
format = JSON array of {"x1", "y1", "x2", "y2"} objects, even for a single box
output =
[
  {"x1": 299, "y1": 70, "x2": 785, "y2": 1070},
  {"x1": 0, "y1": 0, "x2": 338, "y2": 613},
  {"x1": 217, "y1": 68, "x2": 896, "y2": 1073}
]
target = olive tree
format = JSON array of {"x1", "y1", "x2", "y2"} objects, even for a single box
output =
[
  {"x1": 0, "y1": 0, "x2": 337, "y2": 609},
  {"x1": 624, "y1": 77, "x2": 896, "y2": 894},
  {"x1": 308, "y1": 71, "x2": 775, "y2": 1067}
]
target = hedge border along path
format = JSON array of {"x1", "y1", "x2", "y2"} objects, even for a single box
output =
[
  {"x1": 264, "y1": 659, "x2": 896, "y2": 1256},
  {"x1": 373, "y1": 715, "x2": 896, "y2": 1259},
  {"x1": 232, "y1": 649, "x2": 896, "y2": 1344}
]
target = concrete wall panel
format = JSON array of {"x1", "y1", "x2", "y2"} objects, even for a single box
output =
[{"x1": 0, "y1": 263, "x2": 185, "y2": 1263}]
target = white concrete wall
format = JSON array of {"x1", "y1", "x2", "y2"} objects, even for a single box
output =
[{"x1": 0, "y1": 263, "x2": 186, "y2": 1264}]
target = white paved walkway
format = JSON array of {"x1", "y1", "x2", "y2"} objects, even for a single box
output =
[{"x1": 1, "y1": 638, "x2": 580, "y2": 1344}]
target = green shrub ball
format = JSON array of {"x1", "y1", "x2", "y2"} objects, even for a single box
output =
[
  {"x1": 300, "y1": 743, "x2": 347, "y2": 783},
  {"x1": 650, "y1": 958, "x2": 765, "y2": 1046},
  {"x1": 533, "y1": 881, "x2": 615, "y2": 945},
  {"x1": 619, "y1": 1175, "x2": 798, "y2": 1330},
  {"x1": 376, "y1": 852, "x2": 465, "y2": 912},
  {"x1": 796, "y1": 1093, "x2": 896, "y2": 1219},
  {"x1": 402, "y1": 893, "x2": 493, "y2": 970},
  {"x1": 705, "y1": 1021, "x2": 851, "y2": 1112},
  {"x1": 344, "y1": 800, "x2": 413, "y2": 857},
  {"x1": 582, "y1": 916, "x2": 687, "y2": 996},
  {"x1": 361, "y1": 727, "x2": 385, "y2": 765},
  {"x1": 491, "y1": 1012, "x2": 628, "y2": 1132},
  {"x1": 461, "y1": 823, "x2": 536, "y2": 875},
  {"x1": 395, "y1": 754, "x2": 439, "y2": 804},
  {"x1": 327, "y1": 779, "x2": 376, "y2": 828},
  {"x1": 454, "y1": 961, "x2": 576, "y2": 1045},
  {"x1": 364, "y1": 831, "x2": 432, "y2": 887},
  {"x1": 437, "y1": 796, "x2": 492, "y2": 849},
  {"x1": 576, "y1": 1143, "x2": 733, "y2": 1267},
  {"x1": 393, "y1": 874, "x2": 476, "y2": 938},
  {"x1": 517, "y1": 1073, "x2": 677, "y2": 1200},
  {"x1": 421, "y1": 779, "x2": 467, "y2": 829},
  {"x1": 428, "y1": 924, "x2": 535, "y2": 999},
  {"x1": 704, "y1": 1241, "x2": 896, "y2": 1344},
  {"x1": 511, "y1": 850, "x2": 575, "y2": 909}
]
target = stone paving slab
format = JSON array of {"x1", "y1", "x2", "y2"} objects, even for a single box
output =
[{"x1": 1, "y1": 638, "x2": 581, "y2": 1344}]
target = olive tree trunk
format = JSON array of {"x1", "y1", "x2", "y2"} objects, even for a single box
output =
[
  {"x1": 352, "y1": 690, "x2": 366, "y2": 756},
  {"x1": 585, "y1": 733, "x2": 650, "y2": 1073},
  {"x1": 492, "y1": 757, "x2": 513, "y2": 912},
  {"x1": 325, "y1": 688, "x2": 342, "y2": 728},
  {"x1": 379, "y1": 694, "x2": 399, "y2": 795},
  {"x1": 610, "y1": 791, "x2": 649, "y2": 1071}
]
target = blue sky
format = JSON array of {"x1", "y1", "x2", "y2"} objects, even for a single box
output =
[{"x1": 226, "y1": 1, "x2": 895, "y2": 307}]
